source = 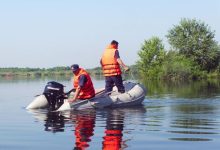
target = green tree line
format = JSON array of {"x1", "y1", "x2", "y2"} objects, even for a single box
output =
[
  {"x1": 137, "y1": 18, "x2": 220, "y2": 80},
  {"x1": 0, "y1": 67, "x2": 72, "y2": 77},
  {"x1": 0, "y1": 66, "x2": 105, "y2": 77}
]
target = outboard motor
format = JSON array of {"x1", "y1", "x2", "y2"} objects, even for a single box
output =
[{"x1": 43, "y1": 81, "x2": 66, "y2": 111}]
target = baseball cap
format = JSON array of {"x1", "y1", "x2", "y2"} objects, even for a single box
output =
[{"x1": 71, "y1": 64, "x2": 79, "y2": 72}]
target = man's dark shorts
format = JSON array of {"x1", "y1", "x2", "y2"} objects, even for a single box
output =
[{"x1": 105, "y1": 75, "x2": 125, "y2": 93}]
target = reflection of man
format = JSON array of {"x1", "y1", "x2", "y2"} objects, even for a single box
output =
[
  {"x1": 100, "y1": 40, "x2": 129, "y2": 94},
  {"x1": 72, "y1": 111, "x2": 96, "y2": 150},
  {"x1": 44, "y1": 112, "x2": 65, "y2": 133},
  {"x1": 102, "y1": 109, "x2": 125, "y2": 150},
  {"x1": 68, "y1": 64, "x2": 95, "y2": 103}
]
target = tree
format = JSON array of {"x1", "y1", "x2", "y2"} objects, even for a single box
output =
[
  {"x1": 167, "y1": 18, "x2": 220, "y2": 72},
  {"x1": 161, "y1": 51, "x2": 201, "y2": 80},
  {"x1": 137, "y1": 37, "x2": 165, "y2": 78}
]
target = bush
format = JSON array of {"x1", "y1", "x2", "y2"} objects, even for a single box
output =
[{"x1": 161, "y1": 51, "x2": 203, "y2": 80}]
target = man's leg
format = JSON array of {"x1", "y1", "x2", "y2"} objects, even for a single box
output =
[
  {"x1": 105, "y1": 76, "x2": 114, "y2": 93},
  {"x1": 113, "y1": 75, "x2": 125, "y2": 93}
]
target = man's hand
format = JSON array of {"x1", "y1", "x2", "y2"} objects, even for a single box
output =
[
  {"x1": 68, "y1": 98, "x2": 76, "y2": 103},
  {"x1": 124, "y1": 66, "x2": 130, "y2": 72}
]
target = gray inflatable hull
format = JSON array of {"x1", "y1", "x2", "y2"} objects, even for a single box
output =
[
  {"x1": 58, "y1": 82, "x2": 147, "y2": 111},
  {"x1": 26, "y1": 82, "x2": 147, "y2": 111}
]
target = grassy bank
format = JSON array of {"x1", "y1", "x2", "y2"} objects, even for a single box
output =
[
  {"x1": 0, "y1": 67, "x2": 106, "y2": 78},
  {"x1": 0, "y1": 66, "x2": 138, "y2": 79},
  {"x1": 1, "y1": 66, "x2": 220, "y2": 84},
  {"x1": 0, "y1": 67, "x2": 72, "y2": 77}
]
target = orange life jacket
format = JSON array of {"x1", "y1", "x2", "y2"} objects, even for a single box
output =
[
  {"x1": 73, "y1": 68, "x2": 95, "y2": 99},
  {"x1": 101, "y1": 45, "x2": 122, "y2": 77}
]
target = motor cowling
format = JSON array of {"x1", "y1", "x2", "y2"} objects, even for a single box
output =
[{"x1": 43, "y1": 81, "x2": 66, "y2": 111}]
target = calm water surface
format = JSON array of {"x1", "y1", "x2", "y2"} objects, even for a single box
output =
[{"x1": 0, "y1": 77, "x2": 220, "y2": 150}]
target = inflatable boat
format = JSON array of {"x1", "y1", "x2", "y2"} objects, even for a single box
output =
[{"x1": 26, "y1": 81, "x2": 147, "y2": 111}]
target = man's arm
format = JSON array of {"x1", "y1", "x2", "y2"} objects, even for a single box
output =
[
  {"x1": 68, "y1": 86, "x2": 81, "y2": 102},
  {"x1": 100, "y1": 59, "x2": 103, "y2": 66},
  {"x1": 115, "y1": 50, "x2": 129, "y2": 71},
  {"x1": 117, "y1": 58, "x2": 129, "y2": 71}
]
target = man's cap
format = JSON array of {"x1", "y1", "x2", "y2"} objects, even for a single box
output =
[{"x1": 71, "y1": 64, "x2": 79, "y2": 72}]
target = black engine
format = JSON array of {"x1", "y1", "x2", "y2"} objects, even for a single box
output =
[{"x1": 43, "y1": 81, "x2": 66, "y2": 111}]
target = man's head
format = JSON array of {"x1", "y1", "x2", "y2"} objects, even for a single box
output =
[
  {"x1": 111, "y1": 40, "x2": 119, "y2": 49},
  {"x1": 71, "y1": 64, "x2": 80, "y2": 75}
]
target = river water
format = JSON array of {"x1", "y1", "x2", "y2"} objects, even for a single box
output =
[{"x1": 0, "y1": 77, "x2": 220, "y2": 150}]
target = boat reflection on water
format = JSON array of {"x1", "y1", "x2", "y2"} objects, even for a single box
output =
[
  {"x1": 44, "y1": 111, "x2": 65, "y2": 132},
  {"x1": 69, "y1": 109, "x2": 96, "y2": 150},
  {"x1": 101, "y1": 107, "x2": 146, "y2": 149},
  {"x1": 27, "y1": 109, "x2": 66, "y2": 133},
  {"x1": 27, "y1": 106, "x2": 146, "y2": 150},
  {"x1": 69, "y1": 107, "x2": 146, "y2": 150},
  {"x1": 102, "y1": 109, "x2": 125, "y2": 150}
]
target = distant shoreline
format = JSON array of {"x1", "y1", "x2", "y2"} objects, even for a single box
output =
[
  {"x1": 0, "y1": 67, "x2": 103, "y2": 77},
  {"x1": 1, "y1": 66, "x2": 219, "y2": 81}
]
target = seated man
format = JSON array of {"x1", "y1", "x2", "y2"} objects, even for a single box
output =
[{"x1": 68, "y1": 64, "x2": 95, "y2": 103}]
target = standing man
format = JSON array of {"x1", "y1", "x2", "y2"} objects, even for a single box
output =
[
  {"x1": 100, "y1": 40, "x2": 129, "y2": 93},
  {"x1": 68, "y1": 64, "x2": 95, "y2": 103}
]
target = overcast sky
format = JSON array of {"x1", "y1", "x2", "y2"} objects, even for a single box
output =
[{"x1": 0, "y1": 0, "x2": 219, "y2": 68}]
